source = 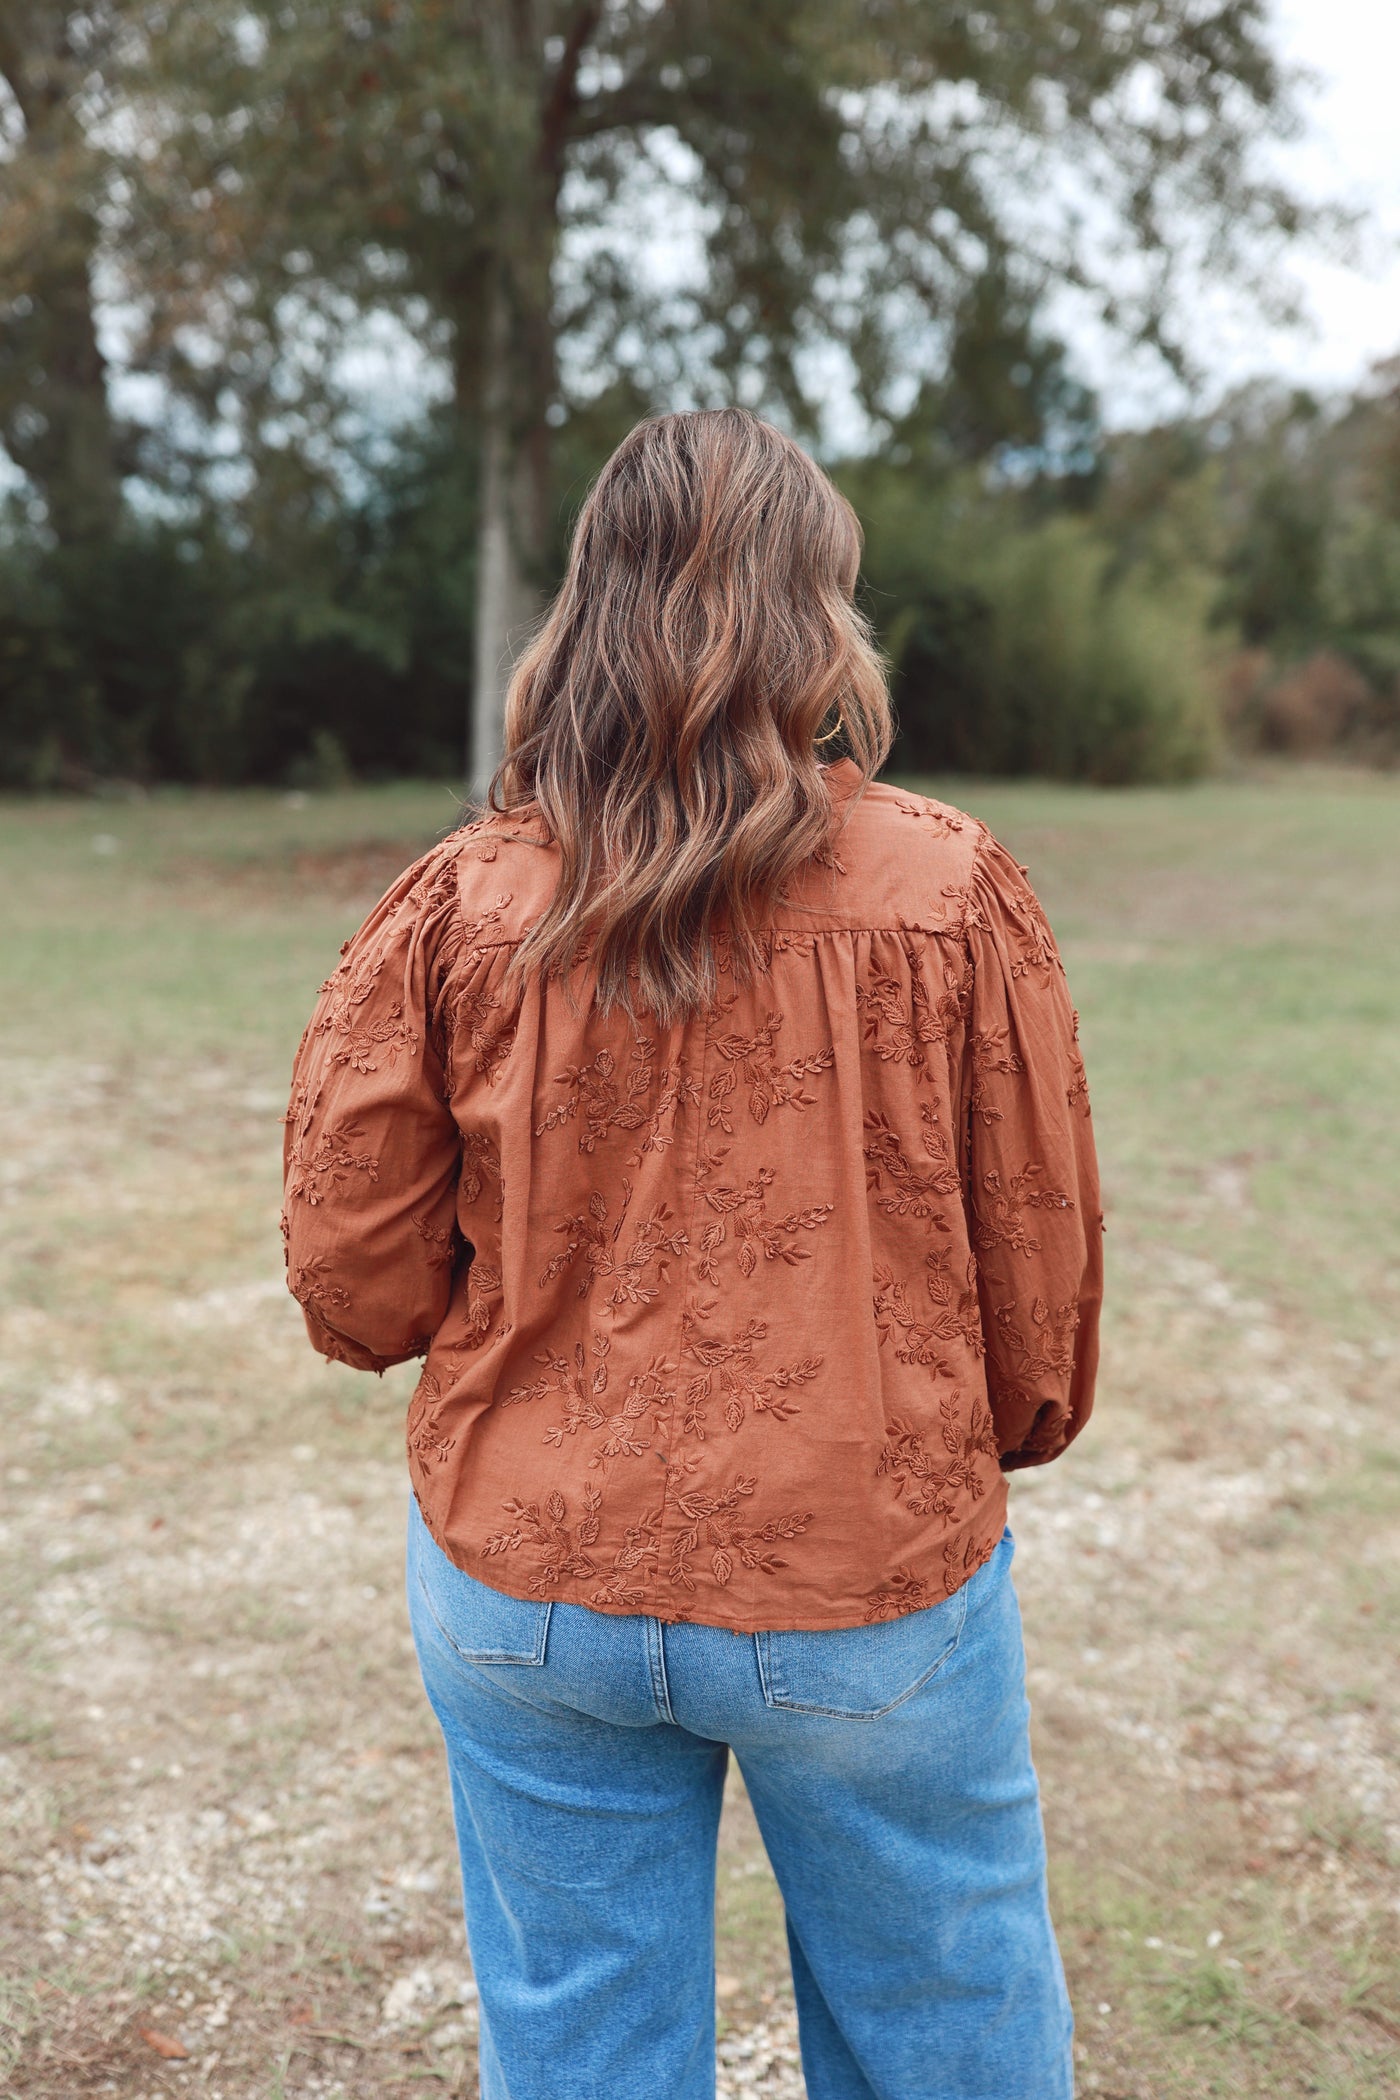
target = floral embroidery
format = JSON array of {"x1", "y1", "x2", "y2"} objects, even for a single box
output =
[
  {"x1": 283, "y1": 1071, "x2": 319, "y2": 1141},
  {"x1": 707, "y1": 1009, "x2": 833, "y2": 1131},
  {"x1": 994, "y1": 1295, "x2": 1079, "y2": 1385},
  {"x1": 435, "y1": 898, "x2": 519, "y2": 1085},
  {"x1": 626, "y1": 1060, "x2": 701, "y2": 1165},
  {"x1": 667, "y1": 1475, "x2": 814, "y2": 1592},
  {"x1": 943, "y1": 1526, "x2": 995, "y2": 1595},
  {"x1": 590, "y1": 1509, "x2": 664, "y2": 1610},
  {"x1": 284, "y1": 1121, "x2": 379, "y2": 1205},
  {"x1": 680, "y1": 1308, "x2": 822, "y2": 1436},
  {"x1": 872, "y1": 1266, "x2": 959, "y2": 1373},
  {"x1": 711, "y1": 929, "x2": 818, "y2": 978},
  {"x1": 536, "y1": 1039, "x2": 656, "y2": 1152},
  {"x1": 539, "y1": 1185, "x2": 688, "y2": 1307},
  {"x1": 877, "y1": 1391, "x2": 997, "y2": 1517},
  {"x1": 856, "y1": 943, "x2": 960, "y2": 1077},
  {"x1": 457, "y1": 1259, "x2": 503, "y2": 1346},
  {"x1": 315, "y1": 958, "x2": 420, "y2": 1075},
  {"x1": 408, "y1": 1371, "x2": 456, "y2": 1465},
  {"x1": 975, "y1": 1164, "x2": 1075, "y2": 1259},
  {"x1": 858, "y1": 976, "x2": 924, "y2": 1072},
  {"x1": 969, "y1": 1027, "x2": 1024, "y2": 1127},
  {"x1": 890, "y1": 792, "x2": 968, "y2": 836},
  {"x1": 584, "y1": 1359, "x2": 678, "y2": 1470},
  {"x1": 483, "y1": 1482, "x2": 665, "y2": 1608},
  {"x1": 519, "y1": 1339, "x2": 675, "y2": 1470},
  {"x1": 923, "y1": 1246, "x2": 985, "y2": 1355},
  {"x1": 863, "y1": 1107, "x2": 959, "y2": 1228},
  {"x1": 451, "y1": 982, "x2": 517, "y2": 1084},
  {"x1": 460, "y1": 1130, "x2": 504, "y2": 1220},
  {"x1": 1003, "y1": 879, "x2": 1060, "y2": 982},
  {"x1": 412, "y1": 1210, "x2": 456, "y2": 1269},
  {"x1": 459, "y1": 894, "x2": 512, "y2": 952},
  {"x1": 864, "y1": 1568, "x2": 934, "y2": 1622},
  {"x1": 484, "y1": 1484, "x2": 604, "y2": 1593},
  {"x1": 505, "y1": 1330, "x2": 610, "y2": 1413},
  {"x1": 289, "y1": 1253, "x2": 350, "y2": 1318},
  {"x1": 694, "y1": 1146, "x2": 833, "y2": 1280}
]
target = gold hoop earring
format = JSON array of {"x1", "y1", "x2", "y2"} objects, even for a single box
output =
[{"x1": 816, "y1": 712, "x2": 845, "y2": 746}]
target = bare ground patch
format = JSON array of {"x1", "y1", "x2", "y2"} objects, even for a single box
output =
[{"x1": 3, "y1": 782, "x2": 1399, "y2": 2098}]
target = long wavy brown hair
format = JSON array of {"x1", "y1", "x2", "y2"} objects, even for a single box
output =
[{"x1": 491, "y1": 407, "x2": 893, "y2": 1022}]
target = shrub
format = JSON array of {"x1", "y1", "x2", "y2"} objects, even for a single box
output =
[
  {"x1": 1257, "y1": 651, "x2": 1372, "y2": 755},
  {"x1": 852, "y1": 468, "x2": 1222, "y2": 784},
  {"x1": 0, "y1": 458, "x2": 475, "y2": 789}
]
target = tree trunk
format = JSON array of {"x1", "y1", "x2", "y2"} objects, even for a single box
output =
[
  {"x1": 0, "y1": 14, "x2": 122, "y2": 550},
  {"x1": 468, "y1": 279, "x2": 550, "y2": 803},
  {"x1": 24, "y1": 232, "x2": 121, "y2": 548},
  {"x1": 464, "y1": 0, "x2": 581, "y2": 800}
]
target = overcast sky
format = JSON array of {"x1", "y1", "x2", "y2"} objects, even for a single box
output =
[{"x1": 1176, "y1": 0, "x2": 1400, "y2": 400}]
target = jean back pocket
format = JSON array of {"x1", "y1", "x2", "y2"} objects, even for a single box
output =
[
  {"x1": 755, "y1": 1583, "x2": 969, "y2": 1719},
  {"x1": 409, "y1": 1501, "x2": 552, "y2": 1667}
]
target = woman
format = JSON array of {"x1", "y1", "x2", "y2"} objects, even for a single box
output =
[{"x1": 282, "y1": 408, "x2": 1101, "y2": 2100}]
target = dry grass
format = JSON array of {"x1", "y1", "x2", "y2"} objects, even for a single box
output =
[{"x1": 1, "y1": 770, "x2": 1398, "y2": 2099}]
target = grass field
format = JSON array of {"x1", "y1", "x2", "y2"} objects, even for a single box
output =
[{"x1": 1, "y1": 771, "x2": 1398, "y2": 2099}]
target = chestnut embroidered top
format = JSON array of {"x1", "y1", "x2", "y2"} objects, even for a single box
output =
[{"x1": 282, "y1": 761, "x2": 1102, "y2": 1632}]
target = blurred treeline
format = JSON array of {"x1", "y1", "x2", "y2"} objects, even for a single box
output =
[
  {"x1": 856, "y1": 361, "x2": 1400, "y2": 782},
  {"x1": 1, "y1": 3, "x2": 1393, "y2": 791}
]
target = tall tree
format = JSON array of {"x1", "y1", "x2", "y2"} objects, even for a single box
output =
[
  {"x1": 0, "y1": 4, "x2": 130, "y2": 546},
  {"x1": 144, "y1": 1, "x2": 1314, "y2": 793}
]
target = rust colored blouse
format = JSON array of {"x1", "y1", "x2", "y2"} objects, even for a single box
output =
[{"x1": 282, "y1": 762, "x2": 1102, "y2": 1631}]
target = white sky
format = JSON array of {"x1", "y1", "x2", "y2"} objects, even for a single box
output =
[{"x1": 1175, "y1": 0, "x2": 1400, "y2": 401}]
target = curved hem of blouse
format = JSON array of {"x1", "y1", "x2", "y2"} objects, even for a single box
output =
[{"x1": 407, "y1": 1471, "x2": 1010, "y2": 1635}]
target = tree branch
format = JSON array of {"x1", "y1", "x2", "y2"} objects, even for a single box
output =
[{"x1": 539, "y1": 1, "x2": 602, "y2": 181}]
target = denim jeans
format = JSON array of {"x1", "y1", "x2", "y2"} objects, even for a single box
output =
[{"x1": 407, "y1": 1500, "x2": 1073, "y2": 2100}]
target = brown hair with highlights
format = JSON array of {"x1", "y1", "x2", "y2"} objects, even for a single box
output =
[{"x1": 491, "y1": 407, "x2": 893, "y2": 1022}]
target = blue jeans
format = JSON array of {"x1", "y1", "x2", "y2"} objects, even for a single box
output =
[{"x1": 407, "y1": 1501, "x2": 1073, "y2": 2100}]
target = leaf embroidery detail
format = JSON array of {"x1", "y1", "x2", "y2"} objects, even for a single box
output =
[
  {"x1": 694, "y1": 1145, "x2": 833, "y2": 1281},
  {"x1": 538, "y1": 1183, "x2": 688, "y2": 1308},
  {"x1": 680, "y1": 1307, "x2": 821, "y2": 1438},
  {"x1": 667, "y1": 1475, "x2": 814, "y2": 1593},
  {"x1": 969, "y1": 1027, "x2": 1025, "y2": 1127},
  {"x1": 483, "y1": 1482, "x2": 605, "y2": 1593},
  {"x1": 975, "y1": 1163, "x2": 1075, "y2": 1259},
  {"x1": 864, "y1": 1567, "x2": 933, "y2": 1623},
  {"x1": 876, "y1": 1392, "x2": 997, "y2": 1517},
  {"x1": 863, "y1": 1107, "x2": 959, "y2": 1227},
  {"x1": 285, "y1": 1121, "x2": 380, "y2": 1205},
  {"x1": 408, "y1": 1372, "x2": 456, "y2": 1466},
  {"x1": 707, "y1": 1008, "x2": 833, "y2": 1131},
  {"x1": 536, "y1": 1038, "x2": 656, "y2": 1152},
  {"x1": 314, "y1": 955, "x2": 420, "y2": 1074},
  {"x1": 460, "y1": 1130, "x2": 504, "y2": 1220},
  {"x1": 993, "y1": 1296, "x2": 1080, "y2": 1387},
  {"x1": 288, "y1": 1253, "x2": 350, "y2": 1318}
]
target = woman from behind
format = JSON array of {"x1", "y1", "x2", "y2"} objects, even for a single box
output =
[{"x1": 282, "y1": 407, "x2": 1101, "y2": 2100}]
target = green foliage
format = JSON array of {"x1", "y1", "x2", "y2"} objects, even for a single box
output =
[
  {"x1": 141, "y1": 0, "x2": 1309, "y2": 452},
  {"x1": 0, "y1": 2, "x2": 1358, "y2": 788},
  {"x1": 0, "y1": 422, "x2": 477, "y2": 787},
  {"x1": 1218, "y1": 468, "x2": 1329, "y2": 645},
  {"x1": 850, "y1": 466, "x2": 1220, "y2": 784},
  {"x1": 975, "y1": 522, "x2": 1221, "y2": 783},
  {"x1": 1102, "y1": 371, "x2": 1400, "y2": 759}
]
